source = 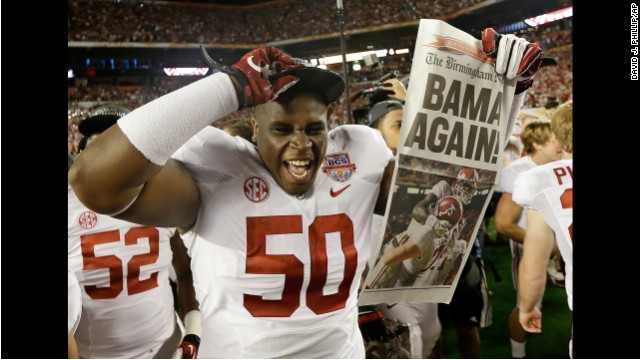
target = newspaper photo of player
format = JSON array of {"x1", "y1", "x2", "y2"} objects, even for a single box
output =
[{"x1": 364, "y1": 156, "x2": 495, "y2": 294}]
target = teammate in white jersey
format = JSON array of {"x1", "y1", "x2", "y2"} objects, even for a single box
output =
[
  {"x1": 512, "y1": 101, "x2": 573, "y2": 357},
  {"x1": 69, "y1": 35, "x2": 542, "y2": 358},
  {"x1": 68, "y1": 106, "x2": 199, "y2": 359},
  {"x1": 495, "y1": 120, "x2": 563, "y2": 358},
  {"x1": 68, "y1": 155, "x2": 82, "y2": 359},
  {"x1": 68, "y1": 268, "x2": 82, "y2": 359}
]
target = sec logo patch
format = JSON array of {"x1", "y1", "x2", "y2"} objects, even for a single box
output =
[
  {"x1": 244, "y1": 176, "x2": 270, "y2": 203},
  {"x1": 79, "y1": 211, "x2": 98, "y2": 229}
]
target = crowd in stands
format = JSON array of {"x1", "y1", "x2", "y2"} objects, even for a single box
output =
[
  {"x1": 68, "y1": 0, "x2": 572, "y2": 153},
  {"x1": 68, "y1": 0, "x2": 485, "y2": 44},
  {"x1": 523, "y1": 21, "x2": 572, "y2": 51},
  {"x1": 523, "y1": 45, "x2": 572, "y2": 108},
  {"x1": 519, "y1": 22, "x2": 573, "y2": 107}
]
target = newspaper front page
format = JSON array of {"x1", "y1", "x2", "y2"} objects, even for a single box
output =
[{"x1": 359, "y1": 19, "x2": 517, "y2": 305}]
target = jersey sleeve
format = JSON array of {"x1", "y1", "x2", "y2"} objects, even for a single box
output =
[
  {"x1": 328, "y1": 125, "x2": 393, "y2": 183},
  {"x1": 498, "y1": 162, "x2": 519, "y2": 193},
  {"x1": 511, "y1": 171, "x2": 533, "y2": 208}
]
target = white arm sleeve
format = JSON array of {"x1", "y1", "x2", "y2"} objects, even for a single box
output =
[{"x1": 118, "y1": 72, "x2": 239, "y2": 165}]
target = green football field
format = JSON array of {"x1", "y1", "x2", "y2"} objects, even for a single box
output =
[{"x1": 439, "y1": 218, "x2": 572, "y2": 359}]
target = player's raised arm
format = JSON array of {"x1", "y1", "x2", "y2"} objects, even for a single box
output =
[
  {"x1": 69, "y1": 47, "x2": 303, "y2": 228},
  {"x1": 481, "y1": 28, "x2": 544, "y2": 145}
]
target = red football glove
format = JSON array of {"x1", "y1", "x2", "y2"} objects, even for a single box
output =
[
  {"x1": 481, "y1": 28, "x2": 543, "y2": 94},
  {"x1": 174, "y1": 334, "x2": 200, "y2": 359},
  {"x1": 201, "y1": 46, "x2": 304, "y2": 109}
]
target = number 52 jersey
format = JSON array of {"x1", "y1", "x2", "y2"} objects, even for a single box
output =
[
  {"x1": 512, "y1": 159, "x2": 573, "y2": 310},
  {"x1": 68, "y1": 184, "x2": 177, "y2": 358}
]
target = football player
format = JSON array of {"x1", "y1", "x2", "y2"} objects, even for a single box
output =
[
  {"x1": 494, "y1": 120, "x2": 563, "y2": 358},
  {"x1": 372, "y1": 195, "x2": 465, "y2": 288},
  {"x1": 68, "y1": 106, "x2": 200, "y2": 358},
  {"x1": 68, "y1": 268, "x2": 82, "y2": 359},
  {"x1": 513, "y1": 101, "x2": 573, "y2": 357}
]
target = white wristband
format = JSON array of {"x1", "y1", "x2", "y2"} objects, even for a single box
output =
[
  {"x1": 184, "y1": 310, "x2": 202, "y2": 337},
  {"x1": 118, "y1": 72, "x2": 239, "y2": 165}
]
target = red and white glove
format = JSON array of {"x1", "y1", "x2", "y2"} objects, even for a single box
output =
[
  {"x1": 201, "y1": 46, "x2": 304, "y2": 108},
  {"x1": 481, "y1": 28, "x2": 543, "y2": 94},
  {"x1": 175, "y1": 334, "x2": 200, "y2": 359},
  {"x1": 173, "y1": 310, "x2": 202, "y2": 359}
]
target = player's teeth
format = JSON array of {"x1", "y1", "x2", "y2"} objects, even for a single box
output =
[
  {"x1": 290, "y1": 170, "x2": 308, "y2": 178},
  {"x1": 287, "y1": 160, "x2": 310, "y2": 166}
]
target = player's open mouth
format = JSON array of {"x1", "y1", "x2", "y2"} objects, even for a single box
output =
[{"x1": 285, "y1": 160, "x2": 312, "y2": 181}]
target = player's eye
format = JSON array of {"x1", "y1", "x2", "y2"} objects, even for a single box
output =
[
  {"x1": 306, "y1": 124, "x2": 326, "y2": 135},
  {"x1": 271, "y1": 125, "x2": 293, "y2": 135}
]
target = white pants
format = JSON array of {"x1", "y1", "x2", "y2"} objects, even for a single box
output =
[{"x1": 380, "y1": 302, "x2": 441, "y2": 358}]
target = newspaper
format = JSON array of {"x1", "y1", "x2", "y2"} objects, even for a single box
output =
[{"x1": 359, "y1": 19, "x2": 517, "y2": 305}]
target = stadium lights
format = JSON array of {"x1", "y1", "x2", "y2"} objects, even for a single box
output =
[
  {"x1": 317, "y1": 48, "x2": 409, "y2": 65},
  {"x1": 524, "y1": 6, "x2": 572, "y2": 27},
  {"x1": 163, "y1": 67, "x2": 210, "y2": 76}
]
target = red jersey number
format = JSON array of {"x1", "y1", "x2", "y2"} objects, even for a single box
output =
[
  {"x1": 245, "y1": 214, "x2": 357, "y2": 317},
  {"x1": 80, "y1": 226, "x2": 160, "y2": 299},
  {"x1": 560, "y1": 188, "x2": 573, "y2": 242}
]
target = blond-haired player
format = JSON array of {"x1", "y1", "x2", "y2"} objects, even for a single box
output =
[
  {"x1": 495, "y1": 120, "x2": 563, "y2": 358},
  {"x1": 513, "y1": 101, "x2": 573, "y2": 357}
]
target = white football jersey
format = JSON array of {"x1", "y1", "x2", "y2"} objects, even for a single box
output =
[
  {"x1": 68, "y1": 185, "x2": 177, "y2": 358},
  {"x1": 512, "y1": 159, "x2": 573, "y2": 310},
  {"x1": 498, "y1": 156, "x2": 536, "y2": 230},
  {"x1": 68, "y1": 267, "x2": 82, "y2": 334},
  {"x1": 172, "y1": 125, "x2": 393, "y2": 358}
]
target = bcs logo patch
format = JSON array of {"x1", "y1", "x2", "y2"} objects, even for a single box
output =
[
  {"x1": 244, "y1": 176, "x2": 270, "y2": 203},
  {"x1": 79, "y1": 211, "x2": 98, "y2": 229},
  {"x1": 322, "y1": 152, "x2": 356, "y2": 182}
]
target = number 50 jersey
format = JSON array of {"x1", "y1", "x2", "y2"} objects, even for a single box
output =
[
  {"x1": 68, "y1": 185, "x2": 177, "y2": 358},
  {"x1": 172, "y1": 125, "x2": 393, "y2": 359}
]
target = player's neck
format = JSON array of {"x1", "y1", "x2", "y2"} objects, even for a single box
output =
[
  {"x1": 529, "y1": 153, "x2": 546, "y2": 165},
  {"x1": 563, "y1": 151, "x2": 572, "y2": 159}
]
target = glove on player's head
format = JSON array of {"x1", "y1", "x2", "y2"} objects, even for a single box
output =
[{"x1": 201, "y1": 46, "x2": 344, "y2": 109}]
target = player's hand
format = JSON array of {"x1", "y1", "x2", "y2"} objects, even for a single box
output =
[
  {"x1": 519, "y1": 307, "x2": 542, "y2": 333},
  {"x1": 481, "y1": 28, "x2": 543, "y2": 94},
  {"x1": 173, "y1": 334, "x2": 200, "y2": 359},
  {"x1": 433, "y1": 219, "x2": 452, "y2": 237},
  {"x1": 382, "y1": 79, "x2": 407, "y2": 101},
  {"x1": 201, "y1": 46, "x2": 304, "y2": 109}
]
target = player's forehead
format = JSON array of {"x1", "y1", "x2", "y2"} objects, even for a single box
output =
[
  {"x1": 255, "y1": 94, "x2": 328, "y2": 126},
  {"x1": 381, "y1": 109, "x2": 403, "y2": 123}
]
